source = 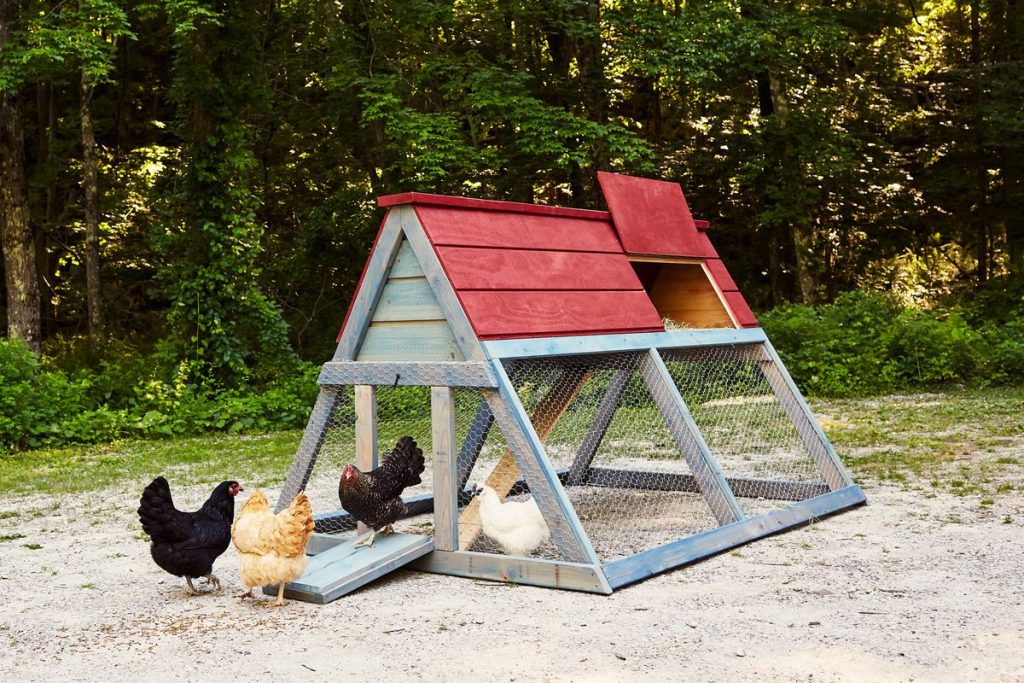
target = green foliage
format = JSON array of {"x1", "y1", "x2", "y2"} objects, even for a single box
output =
[
  {"x1": 0, "y1": 339, "x2": 317, "y2": 452},
  {"x1": 763, "y1": 290, "x2": 1024, "y2": 396}
]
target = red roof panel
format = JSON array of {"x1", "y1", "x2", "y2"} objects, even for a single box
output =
[{"x1": 597, "y1": 171, "x2": 717, "y2": 258}]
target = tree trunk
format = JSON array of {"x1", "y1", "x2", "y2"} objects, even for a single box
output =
[
  {"x1": 0, "y1": 0, "x2": 41, "y2": 354},
  {"x1": 970, "y1": 0, "x2": 988, "y2": 283},
  {"x1": 80, "y1": 75, "x2": 103, "y2": 337}
]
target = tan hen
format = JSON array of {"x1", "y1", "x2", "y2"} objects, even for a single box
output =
[{"x1": 231, "y1": 491, "x2": 314, "y2": 606}]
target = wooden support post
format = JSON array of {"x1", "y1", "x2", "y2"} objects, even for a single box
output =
[
  {"x1": 639, "y1": 348, "x2": 744, "y2": 525},
  {"x1": 755, "y1": 341, "x2": 854, "y2": 490},
  {"x1": 276, "y1": 387, "x2": 344, "y2": 514},
  {"x1": 566, "y1": 360, "x2": 637, "y2": 485},
  {"x1": 457, "y1": 367, "x2": 589, "y2": 551},
  {"x1": 354, "y1": 385, "x2": 378, "y2": 536},
  {"x1": 431, "y1": 387, "x2": 458, "y2": 551}
]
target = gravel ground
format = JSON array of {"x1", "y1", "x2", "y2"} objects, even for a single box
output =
[{"x1": 1, "y1": 480, "x2": 1022, "y2": 682}]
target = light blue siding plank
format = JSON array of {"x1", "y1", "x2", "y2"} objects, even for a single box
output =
[
  {"x1": 372, "y1": 278, "x2": 446, "y2": 322},
  {"x1": 334, "y1": 209, "x2": 407, "y2": 361},
  {"x1": 603, "y1": 485, "x2": 866, "y2": 589},
  {"x1": 412, "y1": 550, "x2": 612, "y2": 594},
  {"x1": 401, "y1": 212, "x2": 486, "y2": 361},
  {"x1": 356, "y1": 323, "x2": 465, "y2": 362},
  {"x1": 640, "y1": 349, "x2": 744, "y2": 525},
  {"x1": 482, "y1": 328, "x2": 768, "y2": 359},
  {"x1": 388, "y1": 240, "x2": 425, "y2": 279}
]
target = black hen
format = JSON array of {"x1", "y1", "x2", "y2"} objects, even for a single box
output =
[
  {"x1": 339, "y1": 436, "x2": 425, "y2": 547},
  {"x1": 138, "y1": 476, "x2": 242, "y2": 594}
]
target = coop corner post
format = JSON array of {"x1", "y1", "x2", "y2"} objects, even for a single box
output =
[
  {"x1": 758, "y1": 338, "x2": 855, "y2": 490},
  {"x1": 275, "y1": 386, "x2": 344, "y2": 514},
  {"x1": 431, "y1": 386, "x2": 458, "y2": 551},
  {"x1": 639, "y1": 347, "x2": 745, "y2": 525},
  {"x1": 484, "y1": 359, "x2": 602, "y2": 567},
  {"x1": 354, "y1": 385, "x2": 378, "y2": 536}
]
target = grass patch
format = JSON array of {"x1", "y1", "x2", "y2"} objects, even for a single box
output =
[
  {"x1": 0, "y1": 533, "x2": 26, "y2": 542},
  {"x1": 816, "y1": 386, "x2": 1024, "y2": 495},
  {"x1": 23, "y1": 543, "x2": 42, "y2": 550},
  {"x1": 0, "y1": 431, "x2": 303, "y2": 496}
]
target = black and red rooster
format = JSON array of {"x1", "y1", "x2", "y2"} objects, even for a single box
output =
[
  {"x1": 339, "y1": 436, "x2": 425, "y2": 548},
  {"x1": 138, "y1": 476, "x2": 243, "y2": 594}
]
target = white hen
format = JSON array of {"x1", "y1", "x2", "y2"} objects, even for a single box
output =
[{"x1": 476, "y1": 484, "x2": 550, "y2": 557}]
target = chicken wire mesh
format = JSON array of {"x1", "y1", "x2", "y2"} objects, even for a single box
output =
[
  {"x1": 659, "y1": 345, "x2": 828, "y2": 517},
  {"x1": 280, "y1": 344, "x2": 834, "y2": 565},
  {"x1": 490, "y1": 354, "x2": 722, "y2": 562}
]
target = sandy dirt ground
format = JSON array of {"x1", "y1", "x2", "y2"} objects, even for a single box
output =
[{"x1": 1, "y1": 479, "x2": 1022, "y2": 683}]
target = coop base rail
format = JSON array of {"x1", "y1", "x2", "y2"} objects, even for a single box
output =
[
  {"x1": 412, "y1": 549, "x2": 612, "y2": 594},
  {"x1": 602, "y1": 485, "x2": 866, "y2": 589},
  {"x1": 582, "y1": 467, "x2": 829, "y2": 501}
]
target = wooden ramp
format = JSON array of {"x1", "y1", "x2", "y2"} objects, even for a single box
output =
[{"x1": 265, "y1": 533, "x2": 434, "y2": 605}]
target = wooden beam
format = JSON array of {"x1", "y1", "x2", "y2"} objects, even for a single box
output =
[
  {"x1": 583, "y1": 467, "x2": 829, "y2": 501},
  {"x1": 334, "y1": 209, "x2": 407, "y2": 361},
  {"x1": 432, "y1": 387, "x2": 458, "y2": 551},
  {"x1": 411, "y1": 550, "x2": 612, "y2": 594},
  {"x1": 275, "y1": 387, "x2": 344, "y2": 514},
  {"x1": 756, "y1": 340, "x2": 854, "y2": 490},
  {"x1": 457, "y1": 367, "x2": 588, "y2": 551},
  {"x1": 354, "y1": 385, "x2": 377, "y2": 537},
  {"x1": 318, "y1": 361, "x2": 497, "y2": 388},
  {"x1": 481, "y1": 328, "x2": 767, "y2": 360},
  {"x1": 476, "y1": 362, "x2": 600, "y2": 564},
  {"x1": 639, "y1": 349, "x2": 744, "y2": 525},
  {"x1": 566, "y1": 363, "x2": 635, "y2": 485},
  {"x1": 602, "y1": 485, "x2": 866, "y2": 589}
]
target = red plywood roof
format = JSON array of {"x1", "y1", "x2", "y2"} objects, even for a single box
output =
[
  {"x1": 597, "y1": 171, "x2": 717, "y2": 259},
  {"x1": 365, "y1": 178, "x2": 757, "y2": 340},
  {"x1": 406, "y1": 202, "x2": 662, "y2": 339}
]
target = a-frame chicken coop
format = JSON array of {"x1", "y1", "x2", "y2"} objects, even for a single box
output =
[{"x1": 272, "y1": 172, "x2": 865, "y2": 603}]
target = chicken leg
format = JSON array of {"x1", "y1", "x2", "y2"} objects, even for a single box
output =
[
  {"x1": 202, "y1": 574, "x2": 221, "y2": 590},
  {"x1": 354, "y1": 528, "x2": 377, "y2": 548},
  {"x1": 184, "y1": 577, "x2": 200, "y2": 596},
  {"x1": 274, "y1": 583, "x2": 287, "y2": 607},
  {"x1": 236, "y1": 588, "x2": 254, "y2": 599}
]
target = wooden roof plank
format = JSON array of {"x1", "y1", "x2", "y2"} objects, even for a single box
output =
[
  {"x1": 414, "y1": 205, "x2": 623, "y2": 253},
  {"x1": 460, "y1": 290, "x2": 665, "y2": 339},
  {"x1": 436, "y1": 246, "x2": 645, "y2": 291}
]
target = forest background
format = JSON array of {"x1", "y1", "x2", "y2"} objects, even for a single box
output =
[{"x1": 0, "y1": 0, "x2": 1021, "y2": 450}]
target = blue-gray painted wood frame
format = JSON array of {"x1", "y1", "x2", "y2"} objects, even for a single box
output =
[
  {"x1": 602, "y1": 485, "x2": 867, "y2": 589},
  {"x1": 482, "y1": 328, "x2": 768, "y2": 360},
  {"x1": 318, "y1": 361, "x2": 497, "y2": 388},
  {"x1": 275, "y1": 386, "x2": 345, "y2": 514},
  {"x1": 566, "y1": 361, "x2": 636, "y2": 485},
  {"x1": 760, "y1": 339, "x2": 854, "y2": 489},
  {"x1": 334, "y1": 210, "x2": 407, "y2": 361},
  {"x1": 483, "y1": 360, "x2": 601, "y2": 565},
  {"x1": 639, "y1": 349, "x2": 744, "y2": 525}
]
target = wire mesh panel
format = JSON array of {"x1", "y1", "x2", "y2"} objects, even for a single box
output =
[
  {"x1": 659, "y1": 345, "x2": 828, "y2": 517},
  {"x1": 489, "y1": 354, "x2": 721, "y2": 563}
]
